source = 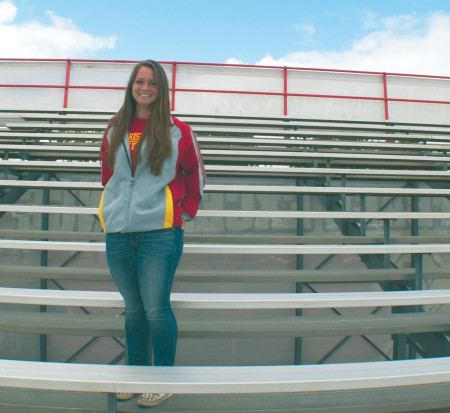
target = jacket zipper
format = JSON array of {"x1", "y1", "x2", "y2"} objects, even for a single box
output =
[{"x1": 122, "y1": 140, "x2": 134, "y2": 230}]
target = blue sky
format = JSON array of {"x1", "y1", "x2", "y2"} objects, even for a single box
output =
[{"x1": 1, "y1": 0, "x2": 450, "y2": 76}]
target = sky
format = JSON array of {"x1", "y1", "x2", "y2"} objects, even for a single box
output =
[{"x1": 1, "y1": 0, "x2": 450, "y2": 77}]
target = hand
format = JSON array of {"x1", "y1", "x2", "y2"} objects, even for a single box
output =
[{"x1": 181, "y1": 219, "x2": 186, "y2": 230}]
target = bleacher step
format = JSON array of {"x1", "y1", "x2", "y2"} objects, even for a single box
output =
[{"x1": 0, "y1": 385, "x2": 448, "y2": 413}]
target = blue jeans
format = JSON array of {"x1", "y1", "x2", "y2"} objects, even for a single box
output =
[{"x1": 105, "y1": 227, "x2": 183, "y2": 366}]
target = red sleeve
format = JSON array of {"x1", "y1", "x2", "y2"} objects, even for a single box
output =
[
  {"x1": 101, "y1": 130, "x2": 113, "y2": 187},
  {"x1": 179, "y1": 126, "x2": 206, "y2": 219}
]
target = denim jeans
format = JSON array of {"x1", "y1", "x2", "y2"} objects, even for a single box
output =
[{"x1": 105, "y1": 227, "x2": 183, "y2": 366}]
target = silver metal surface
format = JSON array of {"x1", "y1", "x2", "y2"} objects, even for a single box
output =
[
  {"x1": 0, "y1": 357, "x2": 448, "y2": 393},
  {"x1": 1, "y1": 239, "x2": 450, "y2": 254},
  {"x1": 0, "y1": 287, "x2": 449, "y2": 309}
]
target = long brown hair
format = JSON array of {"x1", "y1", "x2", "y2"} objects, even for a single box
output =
[{"x1": 106, "y1": 60, "x2": 171, "y2": 176}]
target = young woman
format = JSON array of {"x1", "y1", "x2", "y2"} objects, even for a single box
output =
[{"x1": 99, "y1": 60, "x2": 205, "y2": 407}]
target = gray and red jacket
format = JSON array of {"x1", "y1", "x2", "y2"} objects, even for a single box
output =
[{"x1": 99, "y1": 116, "x2": 205, "y2": 233}]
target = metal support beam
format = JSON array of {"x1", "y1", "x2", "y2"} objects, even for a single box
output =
[
  {"x1": 360, "y1": 195, "x2": 366, "y2": 236},
  {"x1": 295, "y1": 178, "x2": 304, "y2": 365},
  {"x1": 410, "y1": 191, "x2": 421, "y2": 359},
  {"x1": 39, "y1": 173, "x2": 50, "y2": 362},
  {"x1": 107, "y1": 393, "x2": 117, "y2": 413}
]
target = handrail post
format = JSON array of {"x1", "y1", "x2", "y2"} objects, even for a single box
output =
[
  {"x1": 171, "y1": 62, "x2": 177, "y2": 112},
  {"x1": 383, "y1": 72, "x2": 389, "y2": 120},
  {"x1": 283, "y1": 67, "x2": 288, "y2": 116},
  {"x1": 63, "y1": 59, "x2": 72, "y2": 109}
]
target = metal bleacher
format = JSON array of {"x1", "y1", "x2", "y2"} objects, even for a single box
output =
[{"x1": 0, "y1": 108, "x2": 449, "y2": 412}]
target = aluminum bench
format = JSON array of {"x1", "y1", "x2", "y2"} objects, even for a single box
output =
[{"x1": 0, "y1": 357, "x2": 448, "y2": 413}]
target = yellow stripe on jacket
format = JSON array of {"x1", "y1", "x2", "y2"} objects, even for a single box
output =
[
  {"x1": 164, "y1": 185, "x2": 174, "y2": 228},
  {"x1": 98, "y1": 190, "x2": 106, "y2": 233}
]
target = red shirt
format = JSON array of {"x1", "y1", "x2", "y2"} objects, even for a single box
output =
[
  {"x1": 101, "y1": 117, "x2": 147, "y2": 185},
  {"x1": 128, "y1": 117, "x2": 147, "y2": 162}
]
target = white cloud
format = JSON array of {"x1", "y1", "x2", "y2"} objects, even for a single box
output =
[
  {"x1": 0, "y1": 0, "x2": 15, "y2": 24},
  {"x1": 225, "y1": 57, "x2": 245, "y2": 65},
  {"x1": 382, "y1": 14, "x2": 418, "y2": 31},
  {"x1": 293, "y1": 23, "x2": 315, "y2": 37},
  {"x1": 253, "y1": 12, "x2": 450, "y2": 77},
  {"x1": 362, "y1": 11, "x2": 379, "y2": 30},
  {"x1": 0, "y1": 0, "x2": 116, "y2": 58}
]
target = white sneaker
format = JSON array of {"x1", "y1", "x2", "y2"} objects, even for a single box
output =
[
  {"x1": 116, "y1": 392, "x2": 135, "y2": 400},
  {"x1": 137, "y1": 393, "x2": 173, "y2": 407}
]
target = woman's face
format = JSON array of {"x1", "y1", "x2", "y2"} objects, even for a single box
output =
[{"x1": 132, "y1": 66, "x2": 158, "y2": 115}]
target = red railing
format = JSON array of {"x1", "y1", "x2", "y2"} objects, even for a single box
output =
[{"x1": 1, "y1": 58, "x2": 450, "y2": 120}]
